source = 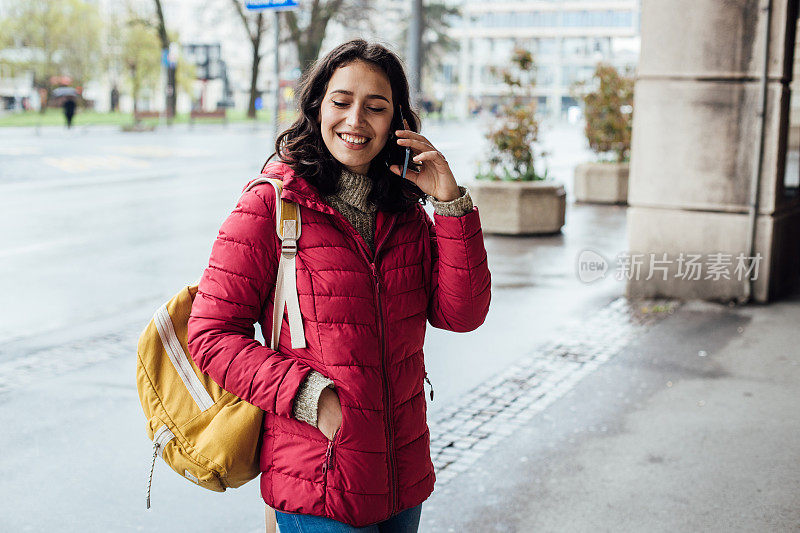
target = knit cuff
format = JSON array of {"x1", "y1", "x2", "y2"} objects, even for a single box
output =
[
  {"x1": 428, "y1": 186, "x2": 473, "y2": 217},
  {"x1": 292, "y1": 370, "x2": 335, "y2": 427}
]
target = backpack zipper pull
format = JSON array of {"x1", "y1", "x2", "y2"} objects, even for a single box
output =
[
  {"x1": 424, "y1": 373, "x2": 434, "y2": 401},
  {"x1": 146, "y1": 442, "x2": 159, "y2": 509}
]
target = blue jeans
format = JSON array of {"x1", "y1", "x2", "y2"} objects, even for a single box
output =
[{"x1": 275, "y1": 504, "x2": 422, "y2": 533}]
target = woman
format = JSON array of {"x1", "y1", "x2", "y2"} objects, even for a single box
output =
[{"x1": 188, "y1": 39, "x2": 491, "y2": 532}]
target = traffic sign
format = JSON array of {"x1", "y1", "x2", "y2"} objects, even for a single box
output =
[{"x1": 245, "y1": 0, "x2": 298, "y2": 11}]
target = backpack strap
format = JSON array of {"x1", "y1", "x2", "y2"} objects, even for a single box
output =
[{"x1": 243, "y1": 177, "x2": 306, "y2": 350}]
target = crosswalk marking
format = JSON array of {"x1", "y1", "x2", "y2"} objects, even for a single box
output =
[{"x1": 43, "y1": 155, "x2": 151, "y2": 173}]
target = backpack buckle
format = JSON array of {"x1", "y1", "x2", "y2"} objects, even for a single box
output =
[{"x1": 281, "y1": 220, "x2": 297, "y2": 257}]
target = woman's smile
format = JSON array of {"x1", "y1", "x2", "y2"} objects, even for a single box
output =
[
  {"x1": 337, "y1": 131, "x2": 371, "y2": 149},
  {"x1": 318, "y1": 60, "x2": 394, "y2": 174}
]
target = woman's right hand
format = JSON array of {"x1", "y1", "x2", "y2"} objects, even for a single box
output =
[{"x1": 317, "y1": 387, "x2": 342, "y2": 441}]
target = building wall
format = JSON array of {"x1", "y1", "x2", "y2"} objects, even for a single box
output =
[{"x1": 442, "y1": 0, "x2": 641, "y2": 119}]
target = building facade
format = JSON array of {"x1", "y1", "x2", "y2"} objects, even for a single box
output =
[{"x1": 443, "y1": 0, "x2": 641, "y2": 119}]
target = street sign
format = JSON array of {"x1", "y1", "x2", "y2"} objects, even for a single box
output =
[{"x1": 245, "y1": 0, "x2": 298, "y2": 11}]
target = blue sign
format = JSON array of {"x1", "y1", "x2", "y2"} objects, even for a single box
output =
[{"x1": 245, "y1": 0, "x2": 298, "y2": 11}]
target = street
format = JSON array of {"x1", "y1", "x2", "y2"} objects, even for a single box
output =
[{"x1": 2, "y1": 120, "x2": 796, "y2": 532}]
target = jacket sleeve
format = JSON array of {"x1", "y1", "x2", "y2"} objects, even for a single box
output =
[
  {"x1": 424, "y1": 204, "x2": 492, "y2": 332},
  {"x1": 187, "y1": 186, "x2": 313, "y2": 419}
]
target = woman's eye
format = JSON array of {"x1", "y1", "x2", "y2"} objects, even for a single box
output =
[{"x1": 331, "y1": 101, "x2": 384, "y2": 112}]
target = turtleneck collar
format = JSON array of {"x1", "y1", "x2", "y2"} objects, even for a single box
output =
[{"x1": 332, "y1": 167, "x2": 377, "y2": 213}]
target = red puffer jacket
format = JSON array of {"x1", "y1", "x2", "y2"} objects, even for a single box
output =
[{"x1": 188, "y1": 161, "x2": 491, "y2": 527}]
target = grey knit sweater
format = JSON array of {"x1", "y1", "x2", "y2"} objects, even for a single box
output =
[{"x1": 291, "y1": 167, "x2": 474, "y2": 427}]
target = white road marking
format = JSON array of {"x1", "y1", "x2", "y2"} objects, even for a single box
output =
[{"x1": 43, "y1": 155, "x2": 151, "y2": 173}]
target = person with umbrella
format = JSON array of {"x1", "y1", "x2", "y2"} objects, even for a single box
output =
[{"x1": 53, "y1": 86, "x2": 79, "y2": 128}]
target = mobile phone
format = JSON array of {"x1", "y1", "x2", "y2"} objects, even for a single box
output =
[
  {"x1": 393, "y1": 106, "x2": 419, "y2": 178},
  {"x1": 397, "y1": 107, "x2": 412, "y2": 181}
]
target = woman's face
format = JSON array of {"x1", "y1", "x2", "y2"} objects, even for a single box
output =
[{"x1": 317, "y1": 60, "x2": 395, "y2": 175}]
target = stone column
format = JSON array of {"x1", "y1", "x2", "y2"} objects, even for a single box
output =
[{"x1": 626, "y1": 0, "x2": 800, "y2": 302}]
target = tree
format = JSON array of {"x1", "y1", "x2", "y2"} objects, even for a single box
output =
[
  {"x1": 1, "y1": 0, "x2": 103, "y2": 110},
  {"x1": 578, "y1": 63, "x2": 634, "y2": 163},
  {"x1": 477, "y1": 48, "x2": 547, "y2": 181},
  {"x1": 123, "y1": 19, "x2": 161, "y2": 117},
  {"x1": 126, "y1": 1, "x2": 194, "y2": 122},
  {"x1": 283, "y1": 0, "x2": 372, "y2": 74},
  {"x1": 397, "y1": 1, "x2": 460, "y2": 97},
  {"x1": 0, "y1": 12, "x2": 12, "y2": 49},
  {"x1": 230, "y1": 0, "x2": 268, "y2": 119},
  {"x1": 106, "y1": 5, "x2": 193, "y2": 122},
  {"x1": 152, "y1": 0, "x2": 177, "y2": 120}
]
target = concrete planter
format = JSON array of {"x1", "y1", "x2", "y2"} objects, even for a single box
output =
[
  {"x1": 469, "y1": 179, "x2": 566, "y2": 235},
  {"x1": 574, "y1": 162, "x2": 629, "y2": 204}
]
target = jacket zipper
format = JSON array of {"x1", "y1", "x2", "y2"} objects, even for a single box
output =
[
  {"x1": 322, "y1": 427, "x2": 340, "y2": 478},
  {"x1": 371, "y1": 261, "x2": 397, "y2": 518},
  {"x1": 321, "y1": 422, "x2": 342, "y2": 513},
  {"x1": 424, "y1": 372, "x2": 435, "y2": 401},
  {"x1": 322, "y1": 440, "x2": 333, "y2": 477},
  {"x1": 288, "y1": 190, "x2": 399, "y2": 518}
]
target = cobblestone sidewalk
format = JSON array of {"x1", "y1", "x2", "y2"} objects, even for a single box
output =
[{"x1": 427, "y1": 297, "x2": 679, "y2": 485}]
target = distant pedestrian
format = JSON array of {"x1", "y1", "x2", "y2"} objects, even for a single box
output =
[
  {"x1": 63, "y1": 97, "x2": 76, "y2": 128},
  {"x1": 187, "y1": 39, "x2": 491, "y2": 532},
  {"x1": 110, "y1": 86, "x2": 120, "y2": 113}
]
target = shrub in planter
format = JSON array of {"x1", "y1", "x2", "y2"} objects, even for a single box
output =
[
  {"x1": 473, "y1": 48, "x2": 565, "y2": 235},
  {"x1": 573, "y1": 63, "x2": 634, "y2": 204},
  {"x1": 476, "y1": 48, "x2": 548, "y2": 182}
]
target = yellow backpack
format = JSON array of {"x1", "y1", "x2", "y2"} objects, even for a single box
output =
[{"x1": 136, "y1": 176, "x2": 305, "y2": 509}]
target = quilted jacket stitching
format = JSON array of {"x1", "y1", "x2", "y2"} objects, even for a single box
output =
[
  {"x1": 272, "y1": 467, "x2": 390, "y2": 497},
  {"x1": 301, "y1": 293, "x2": 374, "y2": 302},
  {"x1": 438, "y1": 255, "x2": 488, "y2": 271},
  {"x1": 234, "y1": 208, "x2": 271, "y2": 220},
  {"x1": 196, "y1": 289, "x2": 259, "y2": 310},
  {"x1": 460, "y1": 216, "x2": 476, "y2": 327},
  {"x1": 300, "y1": 251, "x2": 327, "y2": 367},
  {"x1": 217, "y1": 235, "x2": 271, "y2": 253},
  {"x1": 396, "y1": 429, "x2": 427, "y2": 450},
  {"x1": 207, "y1": 264, "x2": 259, "y2": 283}
]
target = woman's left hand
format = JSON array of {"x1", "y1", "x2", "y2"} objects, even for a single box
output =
[{"x1": 389, "y1": 120, "x2": 461, "y2": 202}]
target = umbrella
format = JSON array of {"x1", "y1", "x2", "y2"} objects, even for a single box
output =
[{"x1": 52, "y1": 87, "x2": 78, "y2": 98}]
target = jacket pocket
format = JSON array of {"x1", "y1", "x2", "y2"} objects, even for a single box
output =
[
  {"x1": 321, "y1": 412, "x2": 344, "y2": 512},
  {"x1": 323, "y1": 413, "x2": 344, "y2": 477}
]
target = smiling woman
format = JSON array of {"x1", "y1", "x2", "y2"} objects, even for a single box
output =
[
  {"x1": 188, "y1": 39, "x2": 491, "y2": 533},
  {"x1": 267, "y1": 40, "x2": 425, "y2": 213},
  {"x1": 317, "y1": 63, "x2": 394, "y2": 174}
]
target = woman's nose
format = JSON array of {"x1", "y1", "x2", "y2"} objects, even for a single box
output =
[{"x1": 345, "y1": 107, "x2": 366, "y2": 127}]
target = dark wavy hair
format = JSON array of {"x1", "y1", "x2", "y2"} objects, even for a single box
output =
[{"x1": 264, "y1": 39, "x2": 425, "y2": 213}]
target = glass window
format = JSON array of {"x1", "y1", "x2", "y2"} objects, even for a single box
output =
[{"x1": 539, "y1": 39, "x2": 556, "y2": 55}]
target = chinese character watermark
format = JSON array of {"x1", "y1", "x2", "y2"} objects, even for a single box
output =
[{"x1": 576, "y1": 250, "x2": 762, "y2": 284}]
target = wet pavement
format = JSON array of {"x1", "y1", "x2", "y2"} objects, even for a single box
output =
[
  {"x1": 1, "y1": 121, "x2": 796, "y2": 531},
  {"x1": 427, "y1": 296, "x2": 800, "y2": 532}
]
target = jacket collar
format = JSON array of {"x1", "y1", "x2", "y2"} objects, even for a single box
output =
[
  {"x1": 262, "y1": 160, "x2": 335, "y2": 216},
  {"x1": 261, "y1": 160, "x2": 401, "y2": 259}
]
